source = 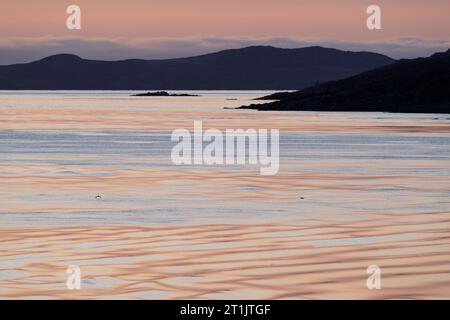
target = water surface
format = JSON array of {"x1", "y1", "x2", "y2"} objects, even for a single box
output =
[{"x1": 1, "y1": 91, "x2": 449, "y2": 226}]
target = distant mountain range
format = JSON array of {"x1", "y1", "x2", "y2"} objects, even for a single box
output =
[
  {"x1": 0, "y1": 46, "x2": 394, "y2": 90},
  {"x1": 240, "y1": 49, "x2": 450, "y2": 114}
]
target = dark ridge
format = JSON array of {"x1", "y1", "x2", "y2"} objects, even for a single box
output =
[
  {"x1": 0, "y1": 46, "x2": 394, "y2": 90},
  {"x1": 37, "y1": 54, "x2": 83, "y2": 63},
  {"x1": 238, "y1": 49, "x2": 450, "y2": 114}
]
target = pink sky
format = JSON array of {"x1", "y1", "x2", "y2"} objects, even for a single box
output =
[
  {"x1": 2, "y1": 0, "x2": 449, "y2": 39},
  {"x1": 0, "y1": 0, "x2": 449, "y2": 63}
]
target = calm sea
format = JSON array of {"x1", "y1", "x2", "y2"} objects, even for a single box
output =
[{"x1": 1, "y1": 91, "x2": 449, "y2": 225}]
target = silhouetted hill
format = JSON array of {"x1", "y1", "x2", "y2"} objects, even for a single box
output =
[
  {"x1": 0, "y1": 46, "x2": 394, "y2": 90},
  {"x1": 239, "y1": 49, "x2": 450, "y2": 113}
]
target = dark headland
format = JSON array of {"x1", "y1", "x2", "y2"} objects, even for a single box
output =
[
  {"x1": 0, "y1": 46, "x2": 394, "y2": 90},
  {"x1": 239, "y1": 49, "x2": 450, "y2": 114}
]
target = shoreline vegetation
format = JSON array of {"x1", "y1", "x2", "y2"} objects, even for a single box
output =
[{"x1": 239, "y1": 49, "x2": 450, "y2": 114}]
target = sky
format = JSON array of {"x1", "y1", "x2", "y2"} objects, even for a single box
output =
[{"x1": 0, "y1": 0, "x2": 449, "y2": 64}]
